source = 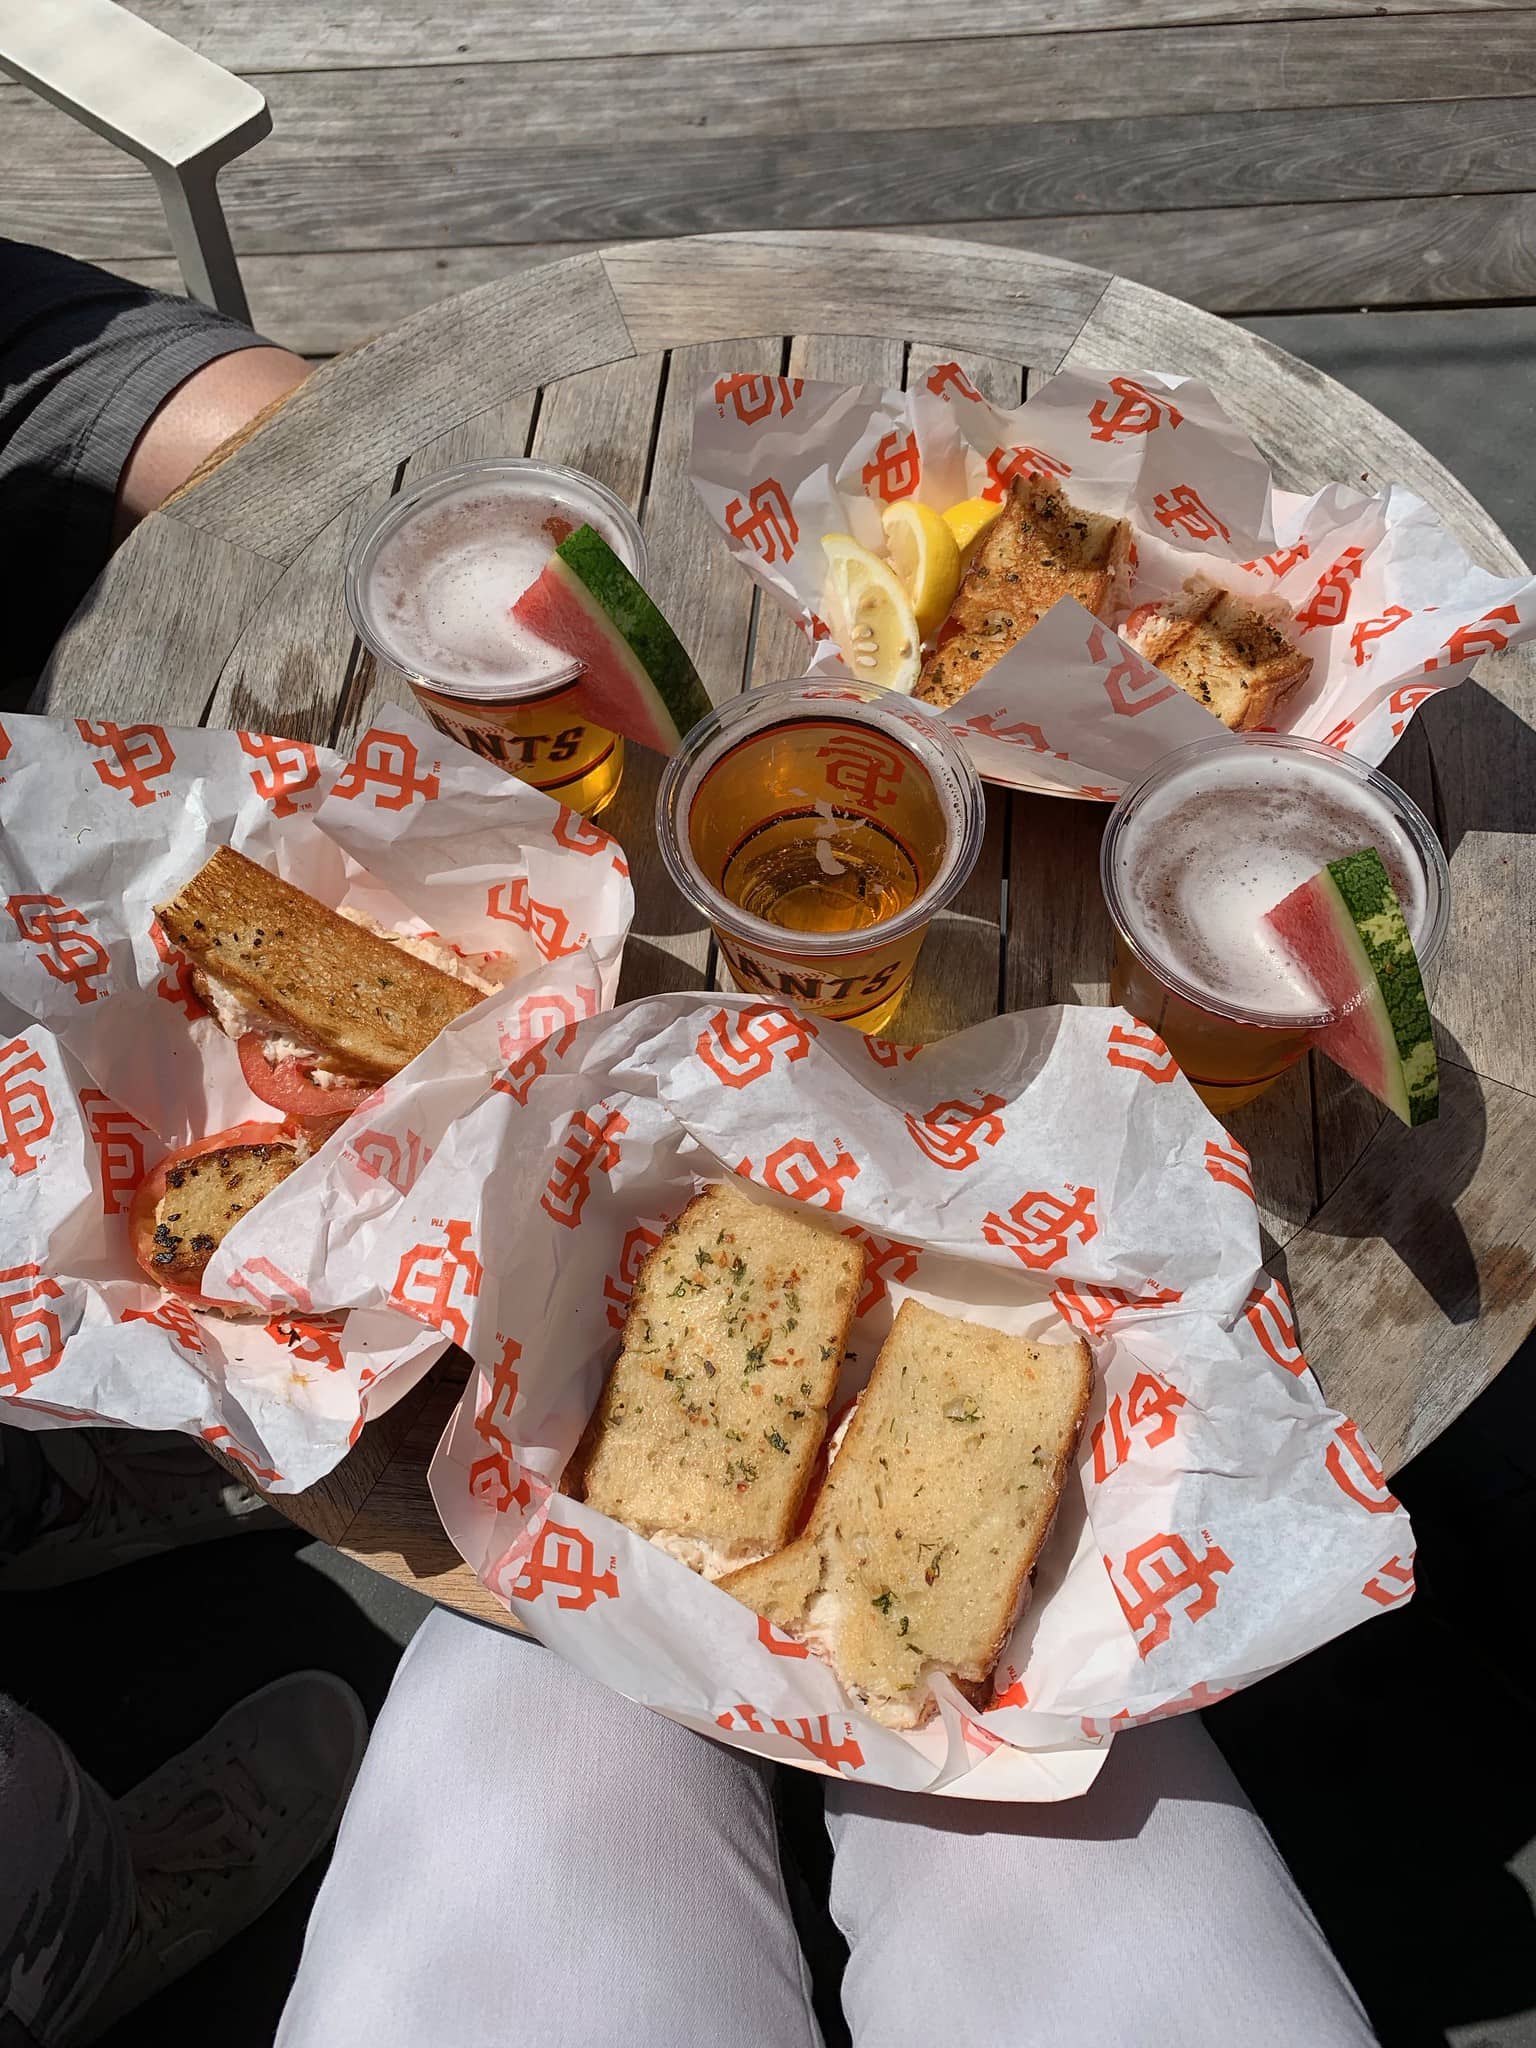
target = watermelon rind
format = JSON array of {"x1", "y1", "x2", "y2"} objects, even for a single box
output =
[
  {"x1": 1267, "y1": 847, "x2": 1438, "y2": 1127},
  {"x1": 514, "y1": 523, "x2": 710, "y2": 755}
]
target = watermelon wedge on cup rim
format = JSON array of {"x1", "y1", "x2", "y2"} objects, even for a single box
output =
[
  {"x1": 512, "y1": 523, "x2": 712, "y2": 755},
  {"x1": 1265, "y1": 846, "x2": 1439, "y2": 1127}
]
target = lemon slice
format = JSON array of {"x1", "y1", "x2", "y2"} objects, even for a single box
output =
[
  {"x1": 880, "y1": 500, "x2": 962, "y2": 642},
  {"x1": 942, "y1": 495, "x2": 1005, "y2": 567},
  {"x1": 821, "y1": 533, "x2": 922, "y2": 694}
]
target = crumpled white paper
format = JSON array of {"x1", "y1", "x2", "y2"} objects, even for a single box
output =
[
  {"x1": 238, "y1": 983, "x2": 1412, "y2": 1797},
  {"x1": 691, "y1": 365, "x2": 1536, "y2": 799},
  {"x1": 0, "y1": 707, "x2": 633, "y2": 1490}
]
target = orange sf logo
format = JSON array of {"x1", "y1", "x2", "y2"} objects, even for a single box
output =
[
  {"x1": 7, "y1": 895, "x2": 111, "y2": 1005},
  {"x1": 695, "y1": 1005, "x2": 819, "y2": 1090},
  {"x1": 390, "y1": 1219, "x2": 483, "y2": 1347},
  {"x1": 863, "y1": 1036, "x2": 921, "y2": 1068},
  {"x1": 551, "y1": 804, "x2": 616, "y2": 859},
  {"x1": 1151, "y1": 484, "x2": 1230, "y2": 544},
  {"x1": 1294, "y1": 547, "x2": 1366, "y2": 632},
  {"x1": 924, "y1": 361, "x2": 983, "y2": 402},
  {"x1": 1240, "y1": 541, "x2": 1311, "y2": 577},
  {"x1": 0, "y1": 1037, "x2": 54, "y2": 1177},
  {"x1": 715, "y1": 1704, "x2": 864, "y2": 1774},
  {"x1": 861, "y1": 430, "x2": 921, "y2": 502},
  {"x1": 981, "y1": 1185, "x2": 1098, "y2": 1271},
  {"x1": 982, "y1": 445, "x2": 1072, "y2": 502},
  {"x1": 222, "y1": 1257, "x2": 312, "y2": 1315},
  {"x1": 1349, "y1": 605, "x2": 1413, "y2": 666},
  {"x1": 903, "y1": 1091, "x2": 1006, "y2": 1170},
  {"x1": 1363, "y1": 1554, "x2": 1415, "y2": 1608},
  {"x1": 75, "y1": 719, "x2": 175, "y2": 807},
  {"x1": 1203, "y1": 1136, "x2": 1254, "y2": 1199},
  {"x1": 347, "y1": 1126, "x2": 431, "y2": 1194},
  {"x1": 1106, "y1": 1019, "x2": 1178, "y2": 1082},
  {"x1": 0, "y1": 1262, "x2": 67, "y2": 1395},
  {"x1": 1087, "y1": 377, "x2": 1184, "y2": 444},
  {"x1": 1325, "y1": 1419, "x2": 1400, "y2": 1515},
  {"x1": 122, "y1": 1296, "x2": 206, "y2": 1352},
  {"x1": 955, "y1": 710, "x2": 1058, "y2": 755},
  {"x1": 723, "y1": 478, "x2": 799, "y2": 565},
  {"x1": 1106, "y1": 1530, "x2": 1233, "y2": 1657},
  {"x1": 331, "y1": 727, "x2": 440, "y2": 810},
  {"x1": 604, "y1": 1222, "x2": 664, "y2": 1330},
  {"x1": 1243, "y1": 1277, "x2": 1308, "y2": 1377},
  {"x1": 816, "y1": 733, "x2": 905, "y2": 808},
  {"x1": 1051, "y1": 1277, "x2": 1182, "y2": 1339},
  {"x1": 487, "y1": 878, "x2": 581, "y2": 961},
  {"x1": 713, "y1": 373, "x2": 802, "y2": 424},
  {"x1": 840, "y1": 1225, "x2": 920, "y2": 1318},
  {"x1": 1387, "y1": 684, "x2": 1437, "y2": 736},
  {"x1": 469, "y1": 1335, "x2": 533, "y2": 1513},
  {"x1": 237, "y1": 731, "x2": 321, "y2": 817},
  {"x1": 757, "y1": 1614, "x2": 810, "y2": 1658},
  {"x1": 148, "y1": 916, "x2": 206, "y2": 1020},
  {"x1": 1090, "y1": 1370, "x2": 1187, "y2": 1482},
  {"x1": 541, "y1": 1106, "x2": 627, "y2": 1228},
  {"x1": 1087, "y1": 625, "x2": 1179, "y2": 718},
  {"x1": 510, "y1": 1519, "x2": 619, "y2": 1610},
  {"x1": 79, "y1": 1087, "x2": 150, "y2": 1213},
  {"x1": 265, "y1": 1314, "x2": 347, "y2": 1372},
  {"x1": 748, "y1": 1138, "x2": 860, "y2": 1213},
  {"x1": 1420, "y1": 602, "x2": 1521, "y2": 674}
]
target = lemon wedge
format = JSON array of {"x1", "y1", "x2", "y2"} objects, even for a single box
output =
[
  {"x1": 821, "y1": 533, "x2": 922, "y2": 694},
  {"x1": 942, "y1": 495, "x2": 1005, "y2": 567},
  {"x1": 880, "y1": 500, "x2": 962, "y2": 642}
]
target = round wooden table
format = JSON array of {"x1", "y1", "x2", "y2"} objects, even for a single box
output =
[{"x1": 41, "y1": 230, "x2": 1536, "y2": 1632}]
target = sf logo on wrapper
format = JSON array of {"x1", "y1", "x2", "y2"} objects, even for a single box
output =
[
  {"x1": 1106, "y1": 1531, "x2": 1233, "y2": 1657},
  {"x1": 542, "y1": 1107, "x2": 627, "y2": 1228},
  {"x1": 1152, "y1": 485, "x2": 1230, "y2": 545},
  {"x1": 841, "y1": 1226, "x2": 920, "y2": 1318},
  {"x1": 983, "y1": 445, "x2": 1070, "y2": 501},
  {"x1": 740, "y1": 1139, "x2": 860, "y2": 1213},
  {"x1": 390, "y1": 1220, "x2": 483, "y2": 1347},
  {"x1": 0, "y1": 1263, "x2": 66, "y2": 1395},
  {"x1": 695, "y1": 1006, "x2": 819, "y2": 1090},
  {"x1": 237, "y1": 731, "x2": 321, "y2": 816},
  {"x1": 861, "y1": 431, "x2": 921, "y2": 502},
  {"x1": 331, "y1": 728, "x2": 440, "y2": 810},
  {"x1": 75, "y1": 720, "x2": 175, "y2": 808},
  {"x1": 716, "y1": 1705, "x2": 865, "y2": 1775},
  {"x1": 713, "y1": 374, "x2": 802, "y2": 424},
  {"x1": 903, "y1": 1092, "x2": 1006, "y2": 1170},
  {"x1": 509, "y1": 1520, "x2": 619, "y2": 1611},
  {"x1": 0, "y1": 1038, "x2": 53, "y2": 1177},
  {"x1": 981, "y1": 1186, "x2": 1098, "y2": 1270},
  {"x1": 724, "y1": 479, "x2": 798, "y2": 565},
  {"x1": 7, "y1": 895, "x2": 110, "y2": 1005},
  {"x1": 1087, "y1": 378, "x2": 1184, "y2": 444},
  {"x1": 1325, "y1": 1420, "x2": 1401, "y2": 1515},
  {"x1": 79, "y1": 1089, "x2": 151, "y2": 1213},
  {"x1": 1091, "y1": 1371, "x2": 1188, "y2": 1482},
  {"x1": 604, "y1": 1223, "x2": 664, "y2": 1330},
  {"x1": 816, "y1": 734, "x2": 905, "y2": 809}
]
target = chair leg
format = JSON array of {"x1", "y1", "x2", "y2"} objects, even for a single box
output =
[{"x1": 150, "y1": 158, "x2": 253, "y2": 326}]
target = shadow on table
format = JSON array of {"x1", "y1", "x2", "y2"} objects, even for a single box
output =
[{"x1": 1385, "y1": 678, "x2": 1536, "y2": 864}]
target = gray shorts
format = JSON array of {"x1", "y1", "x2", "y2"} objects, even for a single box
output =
[{"x1": 0, "y1": 238, "x2": 272, "y2": 702}]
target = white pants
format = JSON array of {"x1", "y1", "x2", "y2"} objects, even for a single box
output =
[{"x1": 277, "y1": 1608, "x2": 1375, "y2": 2048}]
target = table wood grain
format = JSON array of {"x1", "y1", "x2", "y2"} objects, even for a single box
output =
[{"x1": 38, "y1": 230, "x2": 1536, "y2": 1632}]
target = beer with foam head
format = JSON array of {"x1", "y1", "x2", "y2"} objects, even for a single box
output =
[
  {"x1": 346, "y1": 459, "x2": 644, "y2": 816},
  {"x1": 1101, "y1": 735, "x2": 1449, "y2": 1111}
]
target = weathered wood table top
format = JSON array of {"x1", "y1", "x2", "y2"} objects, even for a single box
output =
[{"x1": 40, "y1": 231, "x2": 1536, "y2": 1633}]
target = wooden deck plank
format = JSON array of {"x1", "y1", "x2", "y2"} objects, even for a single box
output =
[
  {"x1": 117, "y1": 0, "x2": 1530, "y2": 71},
  {"x1": 13, "y1": 13, "x2": 1536, "y2": 165},
  {"x1": 11, "y1": 93, "x2": 1534, "y2": 262},
  {"x1": 95, "y1": 188, "x2": 1536, "y2": 362}
]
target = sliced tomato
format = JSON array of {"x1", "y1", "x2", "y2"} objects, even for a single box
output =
[
  {"x1": 129, "y1": 1120, "x2": 300, "y2": 1305},
  {"x1": 237, "y1": 1032, "x2": 375, "y2": 1122}
]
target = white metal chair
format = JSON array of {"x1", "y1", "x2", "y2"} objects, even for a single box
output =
[{"x1": 0, "y1": 0, "x2": 268, "y2": 323}]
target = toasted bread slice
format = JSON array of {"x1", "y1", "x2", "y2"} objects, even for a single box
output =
[
  {"x1": 915, "y1": 476, "x2": 1132, "y2": 711},
  {"x1": 720, "y1": 1301, "x2": 1092, "y2": 1728},
  {"x1": 1123, "y1": 586, "x2": 1313, "y2": 731},
  {"x1": 144, "y1": 1137, "x2": 302, "y2": 1292},
  {"x1": 570, "y1": 1183, "x2": 866, "y2": 1579},
  {"x1": 157, "y1": 847, "x2": 483, "y2": 1084}
]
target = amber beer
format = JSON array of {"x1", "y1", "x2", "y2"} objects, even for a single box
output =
[
  {"x1": 657, "y1": 680, "x2": 985, "y2": 1032},
  {"x1": 345, "y1": 459, "x2": 642, "y2": 817},
  {"x1": 1101, "y1": 735, "x2": 1449, "y2": 1113}
]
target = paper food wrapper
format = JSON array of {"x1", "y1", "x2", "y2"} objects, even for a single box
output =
[
  {"x1": 691, "y1": 365, "x2": 1536, "y2": 800},
  {"x1": 239, "y1": 984, "x2": 1411, "y2": 1797},
  {"x1": 0, "y1": 709, "x2": 633, "y2": 1490}
]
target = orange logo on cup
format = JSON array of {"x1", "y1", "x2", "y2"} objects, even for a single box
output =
[{"x1": 1363, "y1": 1553, "x2": 1415, "y2": 1607}]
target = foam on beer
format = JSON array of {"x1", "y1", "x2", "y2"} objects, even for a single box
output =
[
  {"x1": 1113, "y1": 747, "x2": 1426, "y2": 1019},
  {"x1": 366, "y1": 479, "x2": 623, "y2": 693}
]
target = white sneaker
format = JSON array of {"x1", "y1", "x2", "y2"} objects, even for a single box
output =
[
  {"x1": 0, "y1": 1428, "x2": 283, "y2": 1591},
  {"x1": 68, "y1": 1671, "x2": 368, "y2": 2046}
]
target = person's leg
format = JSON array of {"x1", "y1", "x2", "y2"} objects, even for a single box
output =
[
  {"x1": 0, "y1": 1694, "x2": 134, "y2": 2046},
  {"x1": 0, "y1": 237, "x2": 307, "y2": 695},
  {"x1": 277, "y1": 1608, "x2": 821, "y2": 2048},
  {"x1": 826, "y1": 1714, "x2": 1376, "y2": 2048}
]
